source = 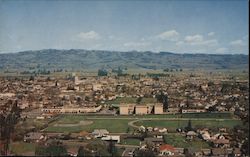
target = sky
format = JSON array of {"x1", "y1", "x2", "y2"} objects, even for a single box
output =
[{"x1": 0, "y1": 0, "x2": 249, "y2": 54}]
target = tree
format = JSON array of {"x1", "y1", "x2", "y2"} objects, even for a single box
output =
[
  {"x1": 134, "y1": 149, "x2": 155, "y2": 157},
  {"x1": 184, "y1": 148, "x2": 193, "y2": 157},
  {"x1": 35, "y1": 141, "x2": 67, "y2": 156},
  {"x1": 156, "y1": 91, "x2": 168, "y2": 111},
  {"x1": 77, "y1": 146, "x2": 85, "y2": 157},
  {"x1": 98, "y1": 69, "x2": 108, "y2": 76},
  {"x1": 185, "y1": 120, "x2": 193, "y2": 132},
  {"x1": 163, "y1": 68, "x2": 169, "y2": 72},
  {"x1": 136, "y1": 97, "x2": 142, "y2": 104},
  {"x1": 29, "y1": 75, "x2": 35, "y2": 81},
  {"x1": 0, "y1": 100, "x2": 21, "y2": 155},
  {"x1": 126, "y1": 127, "x2": 130, "y2": 133},
  {"x1": 108, "y1": 140, "x2": 117, "y2": 157},
  {"x1": 241, "y1": 139, "x2": 249, "y2": 156}
]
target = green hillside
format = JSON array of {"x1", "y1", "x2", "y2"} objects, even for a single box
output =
[{"x1": 0, "y1": 49, "x2": 248, "y2": 71}]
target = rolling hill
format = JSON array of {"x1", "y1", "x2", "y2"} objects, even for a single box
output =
[{"x1": 0, "y1": 49, "x2": 248, "y2": 71}]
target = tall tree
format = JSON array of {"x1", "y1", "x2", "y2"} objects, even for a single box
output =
[
  {"x1": 77, "y1": 146, "x2": 85, "y2": 157},
  {"x1": 156, "y1": 91, "x2": 168, "y2": 111},
  {"x1": 0, "y1": 100, "x2": 21, "y2": 155}
]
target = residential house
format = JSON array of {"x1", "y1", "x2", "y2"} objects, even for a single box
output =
[
  {"x1": 159, "y1": 144, "x2": 175, "y2": 156},
  {"x1": 186, "y1": 131, "x2": 197, "y2": 140},
  {"x1": 212, "y1": 139, "x2": 230, "y2": 148},
  {"x1": 101, "y1": 135, "x2": 120, "y2": 143},
  {"x1": 92, "y1": 129, "x2": 109, "y2": 138},
  {"x1": 24, "y1": 132, "x2": 46, "y2": 143},
  {"x1": 144, "y1": 137, "x2": 164, "y2": 147}
]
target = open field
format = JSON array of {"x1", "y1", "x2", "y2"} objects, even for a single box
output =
[
  {"x1": 121, "y1": 138, "x2": 141, "y2": 146},
  {"x1": 10, "y1": 142, "x2": 37, "y2": 155},
  {"x1": 43, "y1": 113, "x2": 241, "y2": 133},
  {"x1": 44, "y1": 116, "x2": 131, "y2": 133},
  {"x1": 164, "y1": 134, "x2": 211, "y2": 150},
  {"x1": 134, "y1": 119, "x2": 243, "y2": 131},
  {"x1": 58, "y1": 112, "x2": 235, "y2": 119}
]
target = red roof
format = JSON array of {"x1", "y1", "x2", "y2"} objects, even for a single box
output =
[{"x1": 159, "y1": 144, "x2": 175, "y2": 152}]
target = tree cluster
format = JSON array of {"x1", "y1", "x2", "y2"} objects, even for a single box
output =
[{"x1": 0, "y1": 100, "x2": 21, "y2": 155}]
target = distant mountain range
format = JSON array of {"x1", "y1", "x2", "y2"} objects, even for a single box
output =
[{"x1": 0, "y1": 49, "x2": 248, "y2": 71}]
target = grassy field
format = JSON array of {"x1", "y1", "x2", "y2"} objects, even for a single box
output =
[
  {"x1": 44, "y1": 116, "x2": 131, "y2": 133},
  {"x1": 57, "y1": 112, "x2": 235, "y2": 119},
  {"x1": 10, "y1": 142, "x2": 37, "y2": 155},
  {"x1": 135, "y1": 119, "x2": 242, "y2": 131},
  {"x1": 43, "y1": 112, "x2": 240, "y2": 133},
  {"x1": 121, "y1": 138, "x2": 141, "y2": 146},
  {"x1": 164, "y1": 134, "x2": 211, "y2": 150}
]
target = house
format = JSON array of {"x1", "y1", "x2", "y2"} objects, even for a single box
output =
[
  {"x1": 200, "y1": 131, "x2": 211, "y2": 141},
  {"x1": 211, "y1": 148, "x2": 229, "y2": 156},
  {"x1": 182, "y1": 109, "x2": 206, "y2": 113},
  {"x1": 201, "y1": 149, "x2": 211, "y2": 156},
  {"x1": 92, "y1": 129, "x2": 109, "y2": 138},
  {"x1": 67, "y1": 147, "x2": 79, "y2": 157},
  {"x1": 232, "y1": 148, "x2": 242, "y2": 157},
  {"x1": 24, "y1": 132, "x2": 46, "y2": 143},
  {"x1": 167, "y1": 107, "x2": 180, "y2": 113},
  {"x1": 159, "y1": 144, "x2": 175, "y2": 156},
  {"x1": 101, "y1": 135, "x2": 120, "y2": 143},
  {"x1": 144, "y1": 137, "x2": 164, "y2": 146},
  {"x1": 175, "y1": 148, "x2": 184, "y2": 156},
  {"x1": 212, "y1": 139, "x2": 230, "y2": 148},
  {"x1": 186, "y1": 131, "x2": 197, "y2": 140}
]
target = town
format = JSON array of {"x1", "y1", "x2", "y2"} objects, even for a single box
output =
[{"x1": 0, "y1": 70, "x2": 249, "y2": 156}]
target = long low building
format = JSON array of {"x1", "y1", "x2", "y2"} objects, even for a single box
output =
[
  {"x1": 120, "y1": 103, "x2": 163, "y2": 115},
  {"x1": 42, "y1": 105, "x2": 102, "y2": 114}
]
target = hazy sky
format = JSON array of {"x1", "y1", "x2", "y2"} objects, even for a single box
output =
[{"x1": 0, "y1": 0, "x2": 249, "y2": 54}]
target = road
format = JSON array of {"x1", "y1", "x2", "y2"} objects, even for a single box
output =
[{"x1": 120, "y1": 147, "x2": 136, "y2": 157}]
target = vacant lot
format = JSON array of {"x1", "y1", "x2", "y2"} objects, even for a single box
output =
[{"x1": 164, "y1": 134, "x2": 211, "y2": 150}]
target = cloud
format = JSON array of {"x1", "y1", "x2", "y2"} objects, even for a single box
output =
[
  {"x1": 75, "y1": 31, "x2": 101, "y2": 41},
  {"x1": 156, "y1": 30, "x2": 179, "y2": 41},
  {"x1": 230, "y1": 40, "x2": 245, "y2": 46},
  {"x1": 123, "y1": 42, "x2": 151, "y2": 47},
  {"x1": 208, "y1": 32, "x2": 215, "y2": 36},
  {"x1": 183, "y1": 34, "x2": 218, "y2": 46},
  {"x1": 184, "y1": 34, "x2": 203, "y2": 43},
  {"x1": 215, "y1": 47, "x2": 228, "y2": 53}
]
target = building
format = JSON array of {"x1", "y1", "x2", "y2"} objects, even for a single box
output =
[
  {"x1": 186, "y1": 131, "x2": 197, "y2": 140},
  {"x1": 119, "y1": 103, "x2": 163, "y2": 115},
  {"x1": 41, "y1": 105, "x2": 102, "y2": 114},
  {"x1": 92, "y1": 129, "x2": 109, "y2": 138},
  {"x1": 154, "y1": 103, "x2": 163, "y2": 114},
  {"x1": 159, "y1": 144, "x2": 176, "y2": 156},
  {"x1": 101, "y1": 135, "x2": 120, "y2": 143},
  {"x1": 135, "y1": 105, "x2": 148, "y2": 115},
  {"x1": 182, "y1": 108, "x2": 206, "y2": 113},
  {"x1": 119, "y1": 104, "x2": 135, "y2": 115},
  {"x1": 24, "y1": 132, "x2": 46, "y2": 143}
]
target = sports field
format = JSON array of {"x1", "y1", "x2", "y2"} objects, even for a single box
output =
[{"x1": 43, "y1": 112, "x2": 241, "y2": 133}]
